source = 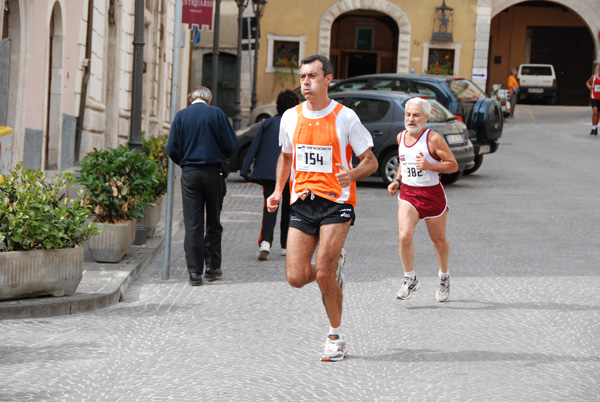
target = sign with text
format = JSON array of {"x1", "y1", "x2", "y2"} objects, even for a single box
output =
[{"x1": 182, "y1": 0, "x2": 214, "y2": 31}]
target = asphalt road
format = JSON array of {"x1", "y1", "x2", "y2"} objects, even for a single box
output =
[{"x1": 1, "y1": 105, "x2": 599, "y2": 401}]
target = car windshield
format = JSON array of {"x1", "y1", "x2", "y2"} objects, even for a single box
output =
[
  {"x1": 401, "y1": 98, "x2": 456, "y2": 123},
  {"x1": 330, "y1": 80, "x2": 368, "y2": 92},
  {"x1": 520, "y1": 66, "x2": 553, "y2": 76},
  {"x1": 447, "y1": 78, "x2": 486, "y2": 102}
]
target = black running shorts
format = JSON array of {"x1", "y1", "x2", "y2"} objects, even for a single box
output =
[{"x1": 289, "y1": 194, "x2": 355, "y2": 235}]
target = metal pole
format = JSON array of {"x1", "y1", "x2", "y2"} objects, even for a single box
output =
[
  {"x1": 130, "y1": 0, "x2": 147, "y2": 244},
  {"x1": 163, "y1": 0, "x2": 184, "y2": 280},
  {"x1": 128, "y1": 0, "x2": 144, "y2": 152},
  {"x1": 251, "y1": 0, "x2": 265, "y2": 111},
  {"x1": 233, "y1": 0, "x2": 247, "y2": 130},
  {"x1": 211, "y1": 0, "x2": 221, "y2": 104}
]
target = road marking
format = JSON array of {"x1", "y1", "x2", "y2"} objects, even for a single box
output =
[{"x1": 524, "y1": 107, "x2": 535, "y2": 120}]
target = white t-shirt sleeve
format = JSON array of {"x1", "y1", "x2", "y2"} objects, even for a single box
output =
[
  {"x1": 340, "y1": 107, "x2": 373, "y2": 156},
  {"x1": 279, "y1": 108, "x2": 297, "y2": 153}
]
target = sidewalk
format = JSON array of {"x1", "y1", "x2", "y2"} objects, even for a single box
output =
[{"x1": 0, "y1": 173, "x2": 185, "y2": 320}]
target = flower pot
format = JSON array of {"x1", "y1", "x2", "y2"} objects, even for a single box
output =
[
  {"x1": 87, "y1": 220, "x2": 136, "y2": 263},
  {"x1": 0, "y1": 247, "x2": 84, "y2": 301},
  {"x1": 141, "y1": 195, "x2": 163, "y2": 238}
]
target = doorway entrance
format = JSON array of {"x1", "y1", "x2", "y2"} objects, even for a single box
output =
[{"x1": 330, "y1": 10, "x2": 398, "y2": 79}]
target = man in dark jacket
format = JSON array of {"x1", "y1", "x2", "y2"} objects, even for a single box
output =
[
  {"x1": 241, "y1": 90, "x2": 299, "y2": 260},
  {"x1": 168, "y1": 86, "x2": 238, "y2": 286}
]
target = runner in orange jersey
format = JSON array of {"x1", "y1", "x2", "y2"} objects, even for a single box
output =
[{"x1": 267, "y1": 55, "x2": 378, "y2": 362}]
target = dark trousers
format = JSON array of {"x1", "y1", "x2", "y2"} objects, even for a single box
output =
[
  {"x1": 181, "y1": 166, "x2": 223, "y2": 275},
  {"x1": 259, "y1": 180, "x2": 290, "y2": 248}
]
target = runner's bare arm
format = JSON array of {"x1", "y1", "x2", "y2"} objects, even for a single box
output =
[
  {"x1": 416, "y1": 132, "x2": 458, "y2": 174},
  {"x1": 346, "y1": 148, "x2": 378, "y2": 183},
  {"x1": 267, "y1": 151, "x2": 293, "y2": 212}
]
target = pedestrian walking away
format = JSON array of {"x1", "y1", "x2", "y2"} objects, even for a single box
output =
[
  {"x1": 387, "y1": 97, "x2": 458, "y2": 303},
  {"x1": 167, "y1": 86, "x2": 238, "y2": 286},
  {"x1": 266, "y1": 54, "x2": 378, "y2": 362},
  {"x1": 507, "y1": 67, "x2": 519, "y2": 118},
  {"x1": 585, "y1": 63, "x2": 600, "y2": 136},
  {"x1": 241, "y1": 90, "x2": 300, "y2": 260}
]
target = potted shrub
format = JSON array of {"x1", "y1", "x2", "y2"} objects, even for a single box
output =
[
  {"x1": 140, "y1": 133, "x2": 169, "y2": 237},
  {"x1": 0, "y1": 163, "x2": 100, "y2": 301},
  {"x1": 76, "y1": 145, "x2": 159, "y2": 262}
]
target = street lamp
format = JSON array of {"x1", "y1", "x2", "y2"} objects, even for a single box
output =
[
  {"x1": 251, "y1": 0, "x2": 267, "y2": 111},
  {"x1": 233, "y1": 0, "x2": 249, "y2": 130}
]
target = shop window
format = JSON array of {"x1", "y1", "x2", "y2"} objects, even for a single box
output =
[{"x1": 426, "y1": 48, "x2": 455, "y2": 75}]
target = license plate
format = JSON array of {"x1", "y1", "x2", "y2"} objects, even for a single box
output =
[
  {"x1": 446, "y1": 134, "x2": 464, "y2": 145},
  {"x1": 528, "y1": 88, "x2": 543, "y2": 93},
  {"x1": 479, "y1": 144, "x2": 491, "y2": 154}
]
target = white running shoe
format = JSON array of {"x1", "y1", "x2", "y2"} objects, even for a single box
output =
[
  {"x1": 281, "y1": 248, "x2": 286, "y2": 256},
  {"x1": 396, "y1": 276, "x2": 420, "y2": 300},
  {"x1": 436, "y1": 276, "x2": 450, "y2": 302},
  {"x1": 258, "y1": 241, "x2": 270, "y2": 260},
  {"x1": 336, "y1": 248, "x2": 347, "y2": 291},
  {"x1": 321, "y1": 334, "x2": 348, "y2": 362}
]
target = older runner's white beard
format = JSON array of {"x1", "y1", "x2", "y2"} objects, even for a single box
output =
[{"x1": 406, "y1": 123, "x2": 424, "y2": 134}]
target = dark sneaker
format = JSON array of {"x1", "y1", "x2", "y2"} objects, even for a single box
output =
[
  {"x1": 204, "y1": 268, "x2": 222, "y2": 281},
  {"x1": 396, "y1": 276, "x2": 420, "y2": 300},
  {"x1": 436, "y1": 276, "x2": 450, "y2": 302},
  {"x1": 590, "y1": 128, "x2": 598, "y2": 136}
]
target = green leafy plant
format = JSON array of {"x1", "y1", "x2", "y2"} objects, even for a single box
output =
[
  {"x1": 273, "y1": 56, "x2": 299, "y2": 90},
  {"x1": 0, "y1": 162, "x2": 101, "y2": 251},
  {"x1": 426, "y1": 61, "x2": 453, "y2": 76},
  {"x1": 76, "y1": 145, "x2": 159, "y2": 223},
  {"x1": 141, "y1": 132, "x2": 169, "y2": 199}
]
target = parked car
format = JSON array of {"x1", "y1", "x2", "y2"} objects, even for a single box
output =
[
  {"x1": 516, "y1": 63, "x2": 557, "y2": 105},
  {"x1": 328, "y1": 74, "x2": 503, "y2": 175},
  {"x1": 229, "y1": 91, "x2": 474, "y2": 186},
  {"x1": 248, "y1": 80, "x2": 340, "y2": 124}
]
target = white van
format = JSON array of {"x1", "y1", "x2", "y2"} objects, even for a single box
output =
[{"x1": 516, "y1": 64, "x2": 557, "y2": 104}]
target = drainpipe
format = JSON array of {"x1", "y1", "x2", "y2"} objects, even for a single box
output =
[{"x1": 74, "y1": 0, "x2": 94, "y2": 162}]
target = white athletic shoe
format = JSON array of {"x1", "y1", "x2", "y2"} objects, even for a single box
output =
[
  {"x1": 436, "y1": 276, "x2": 450, "y2": 302},
  {"x1": 281, "y1": 248, "x2": 286, "y2": 256},
  {"x1": 258, "y1": 241, "x2": 270, "y2": 260},
  {"x1": 396, "y1": 276, "x2": 420, "y2": 300},
  {"x1": 321, "y1": 334, "x2": 348, "y2": 362}
]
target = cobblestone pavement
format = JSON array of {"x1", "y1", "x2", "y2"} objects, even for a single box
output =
[{"x1": 1, "y1": 106, "x2": 599, "y2": 401}]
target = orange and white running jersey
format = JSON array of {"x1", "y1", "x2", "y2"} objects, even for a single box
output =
[
  {"x1": 279, "y1": 100, "x2": 373, "y2": 206},
  {"x1": 591, "y1": 75, "x2": 600, "y2": 100}
]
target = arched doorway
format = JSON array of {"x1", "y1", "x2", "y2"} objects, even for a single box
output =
[
  {"x1": 330, "y1": 10, "x2": 398, "y2": 79},
  {"x1": 318, "y1": 0, "x2": 411, "y2": 76},
  {"x1": 44, "y1": 2, "x2": 64, "y2": 170},
  {"x1": 489, "y1": 1, "x2": 597, "y2": 105}
]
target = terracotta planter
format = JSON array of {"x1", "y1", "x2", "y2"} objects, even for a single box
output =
[
  {"x1": 141, "y1": 195, "x2": 163, "y2": 238},
  {"x1": 0, "y1": 246, "x2": 84, "y2": 301},
  {"x1": 87, "y1": 220, "x2": 136, "y2": 263}
]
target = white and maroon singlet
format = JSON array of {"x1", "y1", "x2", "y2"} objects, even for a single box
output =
[{"x1": 398, "y1": 129, "x2": 441, "y2": 187}]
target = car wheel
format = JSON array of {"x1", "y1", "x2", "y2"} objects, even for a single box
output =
[
  {"x1": 380, "y1": 150, "x2": 399, "y2": 185},
  {"x1": 440, "y1": 170, "x2": 463, "y2": 185},
  {"x1": 464, "y1": 154, "x2": 483, "y2": 175}
]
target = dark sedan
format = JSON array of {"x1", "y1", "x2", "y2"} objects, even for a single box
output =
[
  {"x1": 229, "y1": 91, "x2": 474, "y2": 186},
  {"x1": 330, "y1": 91, "x2": 474, "y2": 185},
  {"x1": 329, "y1": 74, "x2": 503, "y2": 175}
]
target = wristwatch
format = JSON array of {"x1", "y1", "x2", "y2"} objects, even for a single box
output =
[{"x1": 395, "y1": 179, "x2": 402, "y2": 185}]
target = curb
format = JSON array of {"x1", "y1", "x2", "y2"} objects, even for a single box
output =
[{"x1": 0, "y1": 217, "x2": 185, "y2": 320}]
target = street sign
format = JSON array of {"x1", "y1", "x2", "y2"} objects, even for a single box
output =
[{"x1": 182, "y1": 0, "x2": 214, "y2": 31}]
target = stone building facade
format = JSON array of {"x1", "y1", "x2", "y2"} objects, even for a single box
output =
[{"x1": 0, "y1": 0, "x2": 188, "y2": 171}]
